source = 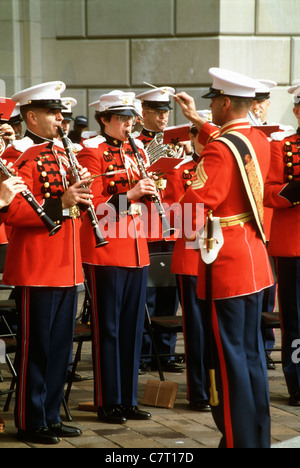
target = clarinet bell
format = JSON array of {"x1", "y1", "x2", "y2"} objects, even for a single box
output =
[
  {"x1": 95, "y1": 237, "x2": 109, "y2": 248},
  {"x1": 161, "y1": 215, "x2": 176, "y2": 238},
  {"x1": 48, "y1": 223, "x2": 62, "y2": 236},
  {"x1": 162, "y1": 226, "x2": 176, "y2": 238}
]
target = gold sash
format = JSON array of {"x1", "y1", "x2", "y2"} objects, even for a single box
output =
[{"x1": 217, "y1": 131, "x2": 266, "y2": 243}]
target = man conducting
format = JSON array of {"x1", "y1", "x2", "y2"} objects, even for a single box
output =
[{"x1": 174, "y1": 68, "x2": 274, "y2": 448}]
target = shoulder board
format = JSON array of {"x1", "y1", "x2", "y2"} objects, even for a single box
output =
[
  {"x1": 82, "y1": 135, "x2": 106, "y2": 148},
  {"x1": 174, "y1": 156, "x2": 193, "y2": 169},
  {"x1": 11, "y1": 136, "x2": 34, "y2": 153},
  {"x1": 134, "y1": 138, "x2": 145, "y2": 150},
  {"x1": 81, "y1": 130, "x2": 98, "y2": 140},
  {"x1": 53, "y1": 138, "x2": 82, "y2": 153},
  {"x1": 270, "y1": 129, "x2": 295, "y2": 141},
  {"x1": 13, "y1": 141, "x2": 50, "y2": 167}
]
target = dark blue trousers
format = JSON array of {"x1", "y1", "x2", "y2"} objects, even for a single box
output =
[
  {"x1": 176, "y1": 274, "x2": 208, "y2": 403},
  {"x1": 200, "y1": 292, "x2": 270, "y2": 448},
  {"x1": 14, "y1": 286, "x2": 78, "y2": 430},
  {"x1": 84, "y1": 264, "x2": 148, "y2": 408},
  {"x1": 277, "y1": 257, "x2": 300, "y2": 398}
]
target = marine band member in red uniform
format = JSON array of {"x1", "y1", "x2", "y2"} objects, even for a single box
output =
[
  {"x1": 174, "y1": 68, "x2": 274, "y2": 448},
  {"x1": 171, "y1": 123, "x2": 211, "y2": 411},
  {"x1": 0, "y1": 98, "x2": 28, "y2": 436},
  {"x1": 135, "y1": 86, "x2": 184, "y2": 372},
  {"x1": 78, "y1": 90, "x2": 155, "y2": 425},
  {"x1": 265, "y1": 83, "x2": 300, "y2": 406},
  {"x1": 2, "y1": 81, "x2": 92, "y2": 445}
]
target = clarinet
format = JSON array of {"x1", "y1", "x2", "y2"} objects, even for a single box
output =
[
  {"x1": 126, "y1": 132, "x2": 175, "y2": 238},
  {"x1": 58, "y1": 127, "x2": 108, "y2": 248},
  {"x1": 0, "y1": 158, "x2": 61, "y2": 236}
]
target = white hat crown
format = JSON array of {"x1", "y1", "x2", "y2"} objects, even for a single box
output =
[
  {"x1": 288, "y1": 83, "x2": 300, "y2": 104},
  {"x1": 204, "y1": 68, "x2": 262, "y2": 99},
  {"x1": 89, "y1": 90, "x2": 137, "y2": 113},
  {"x1": 136, "y1": 86, "x2": 175, "y2": 103},
  {"x1": 12, "y1": 81, "x2": 66, "y2": 107},
  {"x1": 61, "y1": 97, "x2": 77, "y2": 114}
]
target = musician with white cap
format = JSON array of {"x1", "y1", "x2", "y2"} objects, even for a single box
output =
[
  {"x1": 265, "y1": 83, "x2": 300, "y2": 408},
  {"x1": 135, "y1": 86, "x2": 185, "y2": 374},
  {"x1": 78, "y1": 90, "x2": 155, "y2": 425},
  {"x1": 248, "y1": 79, "x2": 279, "y2": 371},
  {"x1": 174, "y1": 68, "x2": 274, "y2": 448},
  {"x1": 248, "y1": 79, "x2": 277, "y2": 126},
  {"x1": 7, "y1": 104, "x2": 23, "y2": 140},
  {"x1": 2, "y1": 81, "x2": 92, "y2": 444},
  {"x1": 61, "y1": 96, "x2": 77, "y2": 133}
]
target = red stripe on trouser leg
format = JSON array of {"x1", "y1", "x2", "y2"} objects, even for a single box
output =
[
  {"x1": 211, "y1": 301, "x2": 234, "y2": 448},
  {"x1": 87, "y1": 265, "x2": 103, "y2": 407},
  {"x1": 17, "y1": 287, "x2": 30, "y2": 430},
  {"x1": 177, "y1": 275, "x2": 190, "y2": 401}
]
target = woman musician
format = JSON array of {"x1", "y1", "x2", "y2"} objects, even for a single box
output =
[{"x1": 78, "y1": 90, "x2": 156, "y2": 425}]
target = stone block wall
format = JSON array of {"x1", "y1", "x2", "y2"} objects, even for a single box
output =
[{"x1": 1, "y1": 0, "x2": 300, "y2": 130}]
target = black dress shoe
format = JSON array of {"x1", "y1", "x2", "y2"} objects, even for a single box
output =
[
  {"x1": 98, "y1": 406, "x2": 127, "y2": 424},
  {"x1": 265, "y1": 353, "x2": 276, "y2": 370},
  {"x1": 189, "y1": 401, "x2": 211, "y2": 412},
  {"x1": 67, "y1": 370, "x2": 83, "y2": 383},
  {"x1": 17, "y1": 427, "x2": 60, "y2": 445},
  {"x1": 48, "y1": 422, "x2": 82, "y2": 437},
  {"x1": 123, "y1": 406, "x2": 151, "y2": 420},
  {"x1": 139, "y1": 362, "x2": 151, "y2": 375},
  {"x1": 289, "y1": 395, "x2": 300, "y2": 407},
  {"x1": 162, "y1": 361, "x2": 185, "y2": 373}
]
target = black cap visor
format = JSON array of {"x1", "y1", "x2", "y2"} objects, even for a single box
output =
[
  {"x1": 103, "y1": 107, "x2": 139, "y2": 117},
  {"x1": 142, "y1": 100, "x2": 172, "y2": 110},
  {"x1": 25, "y1": 99, "x2": 68, "y2": 110},
  {"x1": 202, "y1": 87, "x2": 224, "y2": 99}
]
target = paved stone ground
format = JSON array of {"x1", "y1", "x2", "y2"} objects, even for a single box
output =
[{"x1": 1, "y1": 292, "x2": 300, "y2": 449}]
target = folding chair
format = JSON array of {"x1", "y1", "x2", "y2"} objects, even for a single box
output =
[
  {"x1": 63, "y1": 280, "x2": 93, "y2": 421},
  {"x1": 0, "y1": 304, "x2": 18, "y2": 411},
  {"x1": 0, "y1": 243, "x2": 18, "y2": 408},
  {"x1": 142, "y1": 252, "x2": 184, "y2": 381},
  {"x1": 261, "y1": 311, "x2": 281, "y2": 364}
]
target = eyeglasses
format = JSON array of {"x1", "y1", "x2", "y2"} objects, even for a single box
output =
[
  {"x1": 146, "y1": 109, "x2": 172, "y2": 117},
  {"x1": 115, "y1": 115, "x2": 137, "y2": 124}
]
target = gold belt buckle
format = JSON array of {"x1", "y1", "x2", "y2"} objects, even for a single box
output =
[
  {"x1": 128, "y1": 203, "x2": 142, "y2": 216},
  {"x1": 69, "y1": 205, "x2": 80, "y2": 219}
]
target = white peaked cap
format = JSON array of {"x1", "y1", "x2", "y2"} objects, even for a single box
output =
[
  {"x1": 255, "y1": 79, "x2": 277, "y2": 100},
  {"x1": 136, "y1": 86, "x2": 175, "y2": 109},
  {"x1": 288, "y1": 83, "x2": 300, "y2": 104},
  {"x1": 12, "y1": 81, "x2": 66, "y2": 108},
  {"x1": 10, "y1": 103, "x2": 21, "y2": 118},
  {"x1": 203, "y1": 68, "x2": 261, "y2": 99},
  {"x1": 89, "y1": 90, "x2": 138, "y2": 116},
  {"x1": 196, "y1": 109, "x2": 212, "y2": 121},
  {"x1": 61, "y1": 97, "x2": 77, "y2": 113},
  {"x1": 136, "y1": 86, "x2": 175, "y2": 102}
]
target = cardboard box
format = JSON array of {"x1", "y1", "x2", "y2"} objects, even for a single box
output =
[{"x1": 142, "y1": 380, "x2": 178, "y2": 409}]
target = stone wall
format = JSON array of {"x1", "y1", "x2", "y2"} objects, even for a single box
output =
[{"x1": 1, "y1": 0, "x2": 300, "y2": 131}]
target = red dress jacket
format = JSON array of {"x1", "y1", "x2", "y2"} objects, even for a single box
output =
[
  {"x1": 179, "y1": 119, "x2": 273, "y2": 300},
  {"x1": 137, "y1": 128, "x2": 190, "y2": 241},
  {"x1": 2, "y1": 139, "x2": 83, "y2": 287},
  {"x1": 78, "y1": 134, "x2": 149, "y2": 268},
  {"x1": 171, "y1": 123, "x2": 220, "y2": 277},
  {"x1": 264, "y1": 130, "x2": 300, "y2": 256}
]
